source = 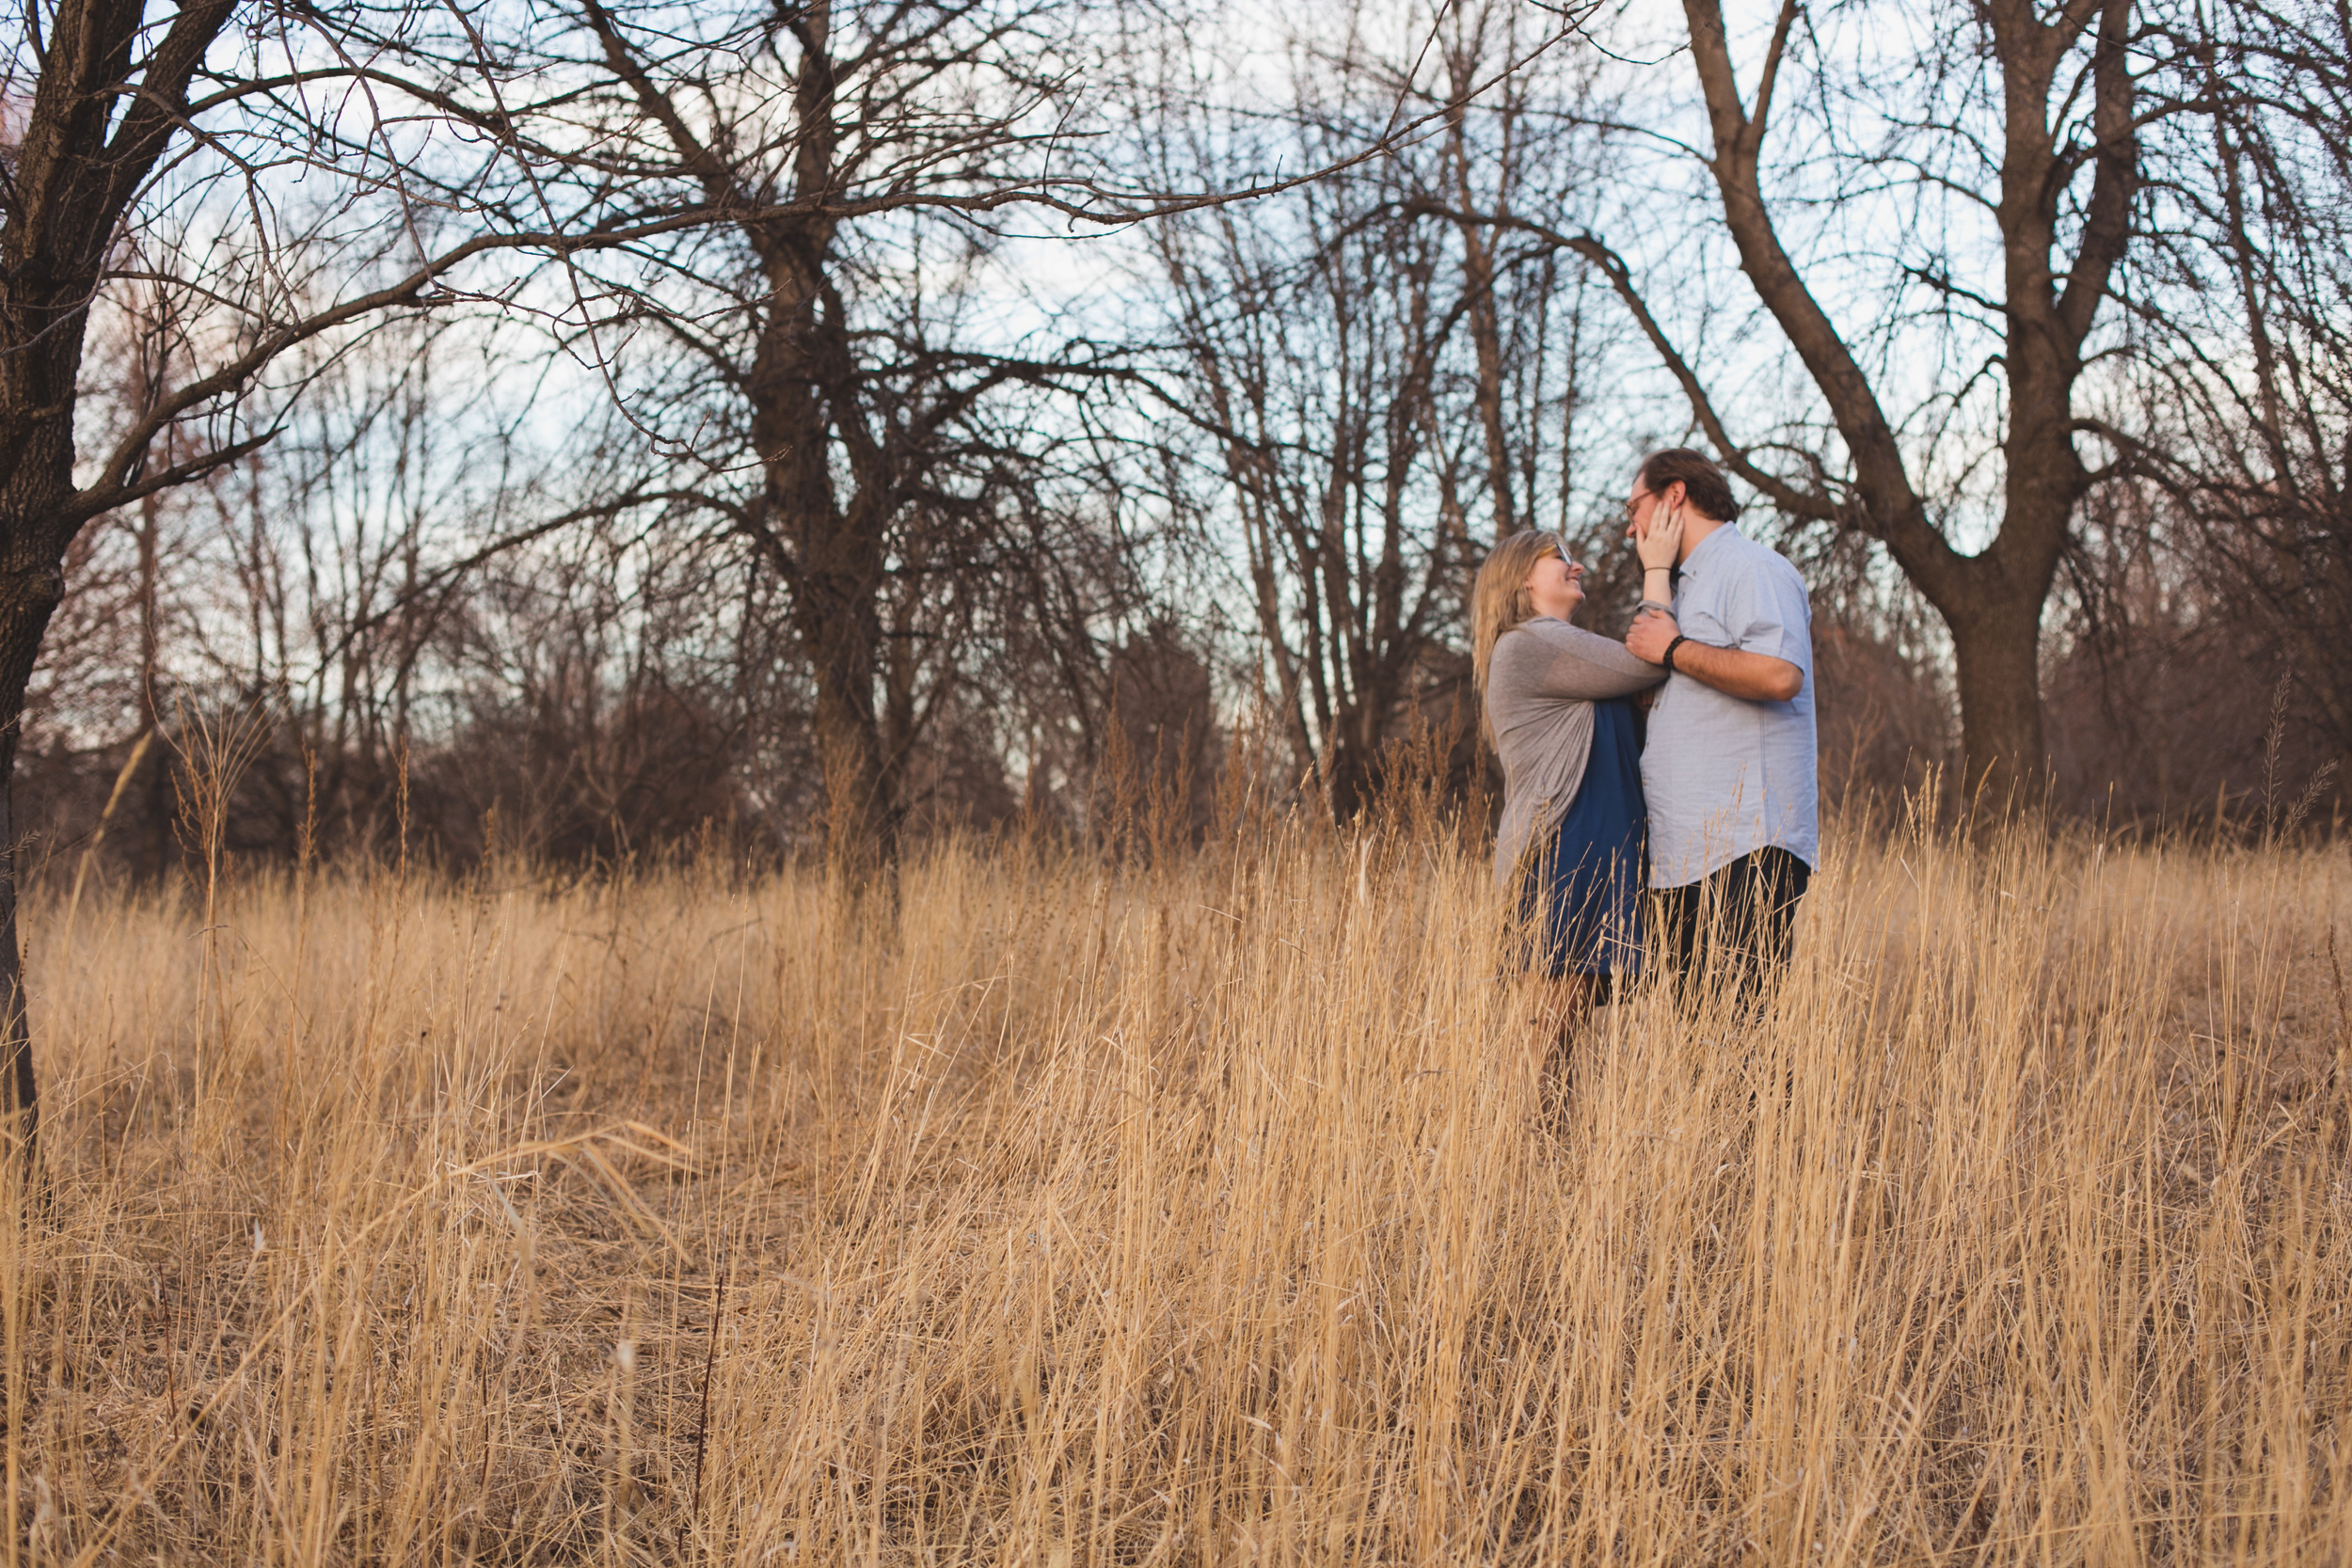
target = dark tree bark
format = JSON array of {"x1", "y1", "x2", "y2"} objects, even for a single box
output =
[
  {"x1": 0, "y1": 561, "x2": 63, "y2": 1165},
  {"x1": 1443, "y1": 32, "x2": 1526, "y2": 542}
]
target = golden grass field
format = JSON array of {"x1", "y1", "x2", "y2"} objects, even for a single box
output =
[{"x1": 4, "y1": 801, "x2": 2347, "y2": 1564}]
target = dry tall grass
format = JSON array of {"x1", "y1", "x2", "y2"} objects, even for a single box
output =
[{"x1": 6, "y1": 801, "x2": 2347, "y2": 1563}]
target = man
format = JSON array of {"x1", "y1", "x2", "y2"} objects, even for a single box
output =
[{"x1": 1621, "y1": 449, "x2": 1819, "y2": 1007}]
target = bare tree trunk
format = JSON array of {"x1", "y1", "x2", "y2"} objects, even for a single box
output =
[
  {"x1": 776, "y1": 459, "x2": 895, "y2": 865},
  {"x1": 1947, "y1": 591, "x2": 2049, "y2": 802},
  {"x1": 0, "y1": 0, "x2": 270, "y2": 1169},
  {"x1": 0, "y1": 513, "x2": 69, "y2": 1171},
  {"x1": 1454, "y1": 214, "x2": 1518, "y2": 538},
  {"x1": 598, "y1": 0, "x2": 938, "y2": 869},
  {"x1": 1446, "y1": 55, "x2": 1518, "y2": 538}
]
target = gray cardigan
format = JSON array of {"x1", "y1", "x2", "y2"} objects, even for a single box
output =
[{"x1": 1485, "y1": 617, "x2": 1665, "y2": 886}]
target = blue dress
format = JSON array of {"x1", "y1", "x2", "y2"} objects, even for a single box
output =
[{"x1": 1519, "y1": 698, "x2": 1647, "y2": 982}]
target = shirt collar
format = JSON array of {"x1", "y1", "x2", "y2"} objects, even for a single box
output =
[{"x1": 1677, "y1": 521, "x2": 1744, "y2": 579}]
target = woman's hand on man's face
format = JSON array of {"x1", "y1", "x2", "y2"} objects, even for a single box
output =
[{"x1": 1634, "y1": 498, "x2": 1685, "y2": 571}]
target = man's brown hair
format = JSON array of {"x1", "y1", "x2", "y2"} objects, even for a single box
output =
[{"x1": 1638, "y1": 449, "x2": 1741, "y2": 524}]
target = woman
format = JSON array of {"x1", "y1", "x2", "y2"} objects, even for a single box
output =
[{"x1": 1472, "y1": 515, "x2": 1682, "y2": 1071}]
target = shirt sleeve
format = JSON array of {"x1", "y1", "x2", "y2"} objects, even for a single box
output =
[
  {"x1": 1502, "y1": 619, "x2": 1667, "y2": 701},
  {"x1": 1723, "y1": 557, "x2": 1812, "y2": 668}
]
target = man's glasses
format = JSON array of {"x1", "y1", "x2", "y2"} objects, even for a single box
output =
[{"x1": 1621, "y1": 489, "x2": 1656, "y2": 527}]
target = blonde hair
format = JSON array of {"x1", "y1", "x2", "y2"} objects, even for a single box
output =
[{"x1": 1471, "y1": 530, "x2": 1565, "y2": 737}]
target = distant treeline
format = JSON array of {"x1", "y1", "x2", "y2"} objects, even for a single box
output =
[{"x1": 8, "y1": 0, "x2": 2345, "y2": 884}]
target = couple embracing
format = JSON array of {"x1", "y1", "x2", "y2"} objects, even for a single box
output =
[{"x1": 1472, "y1": 449, "x2": 1820, "y2": 1058}]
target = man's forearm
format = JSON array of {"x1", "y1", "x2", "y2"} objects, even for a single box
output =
[
  {"x1": 1668, "y1": 639, "x2": 1804, "y2": 703},
  {"x1": 1625, "y1": 610, "x2": 1806, "y2": 701}
]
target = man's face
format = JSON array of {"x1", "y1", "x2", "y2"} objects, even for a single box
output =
[{"x1": 1628, "y1": 479, "x2": 1665, "y2": 545}]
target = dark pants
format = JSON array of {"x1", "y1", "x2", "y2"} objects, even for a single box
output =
[{"x1": 1653, "y1": 847, "x2": 1812, "y2": 1011}]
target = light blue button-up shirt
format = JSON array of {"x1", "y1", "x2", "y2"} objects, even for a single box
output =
[{"x1": 1640, "y1": 523, "x2": 1820, "y2": 888}]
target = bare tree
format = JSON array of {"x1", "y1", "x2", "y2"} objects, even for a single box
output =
[
  {"x1": 1952, "y1": 0, "x2": 2352, "y2": 816},
  {"x1": 2126, "y1": 0, "x2": 2352, "y2": 764},
  {"x1": 1481, "y1": 0, "x2": 2156, "y2": 793},
  {"x1": 364, "y1": 0, "x2": 1194, "y2": 868},
  {"x1": 1147, "y1": 1, "x2": 1626, "y2": 816},
  {"x1": 0, "y1": 0, "x2": 767, "y2": 1164}
]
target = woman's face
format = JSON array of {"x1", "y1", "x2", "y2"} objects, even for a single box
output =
[{"x1": 1525, "y1": 549, "x2": 1586, "y2": 622}]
